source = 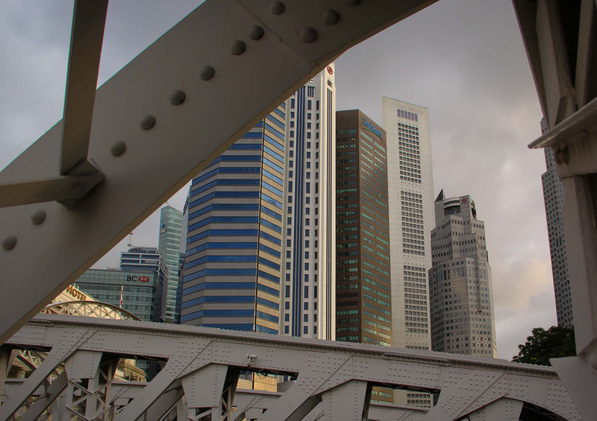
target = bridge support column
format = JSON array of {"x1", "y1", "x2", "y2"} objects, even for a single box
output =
[
  {"x1": 0, "y1": 347, "x2": 9, "y2": 399},
  {"x1": 63, "y1": 350, "x2": 117, "y2": 420},
  {"x1": 181, "y1": 364, "x2": 240, "y2": 420}
]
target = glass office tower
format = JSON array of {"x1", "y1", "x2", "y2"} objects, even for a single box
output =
[
  {"x1": 180, "y1": 104, "x2": 286, "y2": 334},
  {"x1": 158, "y1": 206, "x2": 184, "y2": 323}
]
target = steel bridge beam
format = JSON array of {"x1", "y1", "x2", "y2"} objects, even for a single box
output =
[
  {"x1": 0, "y1": 0, "x2": 438, "y2": 347},
  {"x1": 1, "y1": 315, "x2": 582, "y2": 420},
  {"x1": 515, "y1": 1, "x2": 597, "y2": 419}
]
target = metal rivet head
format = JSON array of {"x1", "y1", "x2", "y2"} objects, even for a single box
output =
[
  {"x1": 200, "y1": 65, "x2": 215, "y2": 81},
  {"x1": 347, "y1": 0, "x2": 361, "y2": 5},
  {"x1": 250, "y1": 25, "x2": 264, "y2": 40},
  {"x1": 111, "y1": 141, "x2": 127, "y2": 157},
  {"x1": 31, "y1": 210, "x2": 47, "y2": 225},
  {"x1": 170, "y1": 90, "x2": 186, "y2": 105},
  {"x1": 231, "y1": 40, "x2": 246, "y2": 55},
  {"x1": 322, "y1": 9, "x2": 340, "y2": 25},
  {"x1": 2, "y1": 235, "x2": 17, "y2": 251},
  {"x1": 141, "y1": 115, "x2": 156, "y2": 130},
  {"x1": 299, "y1": 27, "x2": 318, "y2": 43},
  {"x1": 270, "y1": 1, "x2": 285, "y2": 15}
]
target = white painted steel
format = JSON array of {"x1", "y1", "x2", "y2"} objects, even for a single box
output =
[
  {"x1": 60, "y1": 0, "x2": 108, "y2": 175},
  {"x1": 515, "y1": 2, "x2": 597, "y2": 420},
  {"x1": 1, "y1": 315, "x2": 581, "y2": 420},
  {"x1": 0, "y1": 0, "x2": 595, "y2": 417}
]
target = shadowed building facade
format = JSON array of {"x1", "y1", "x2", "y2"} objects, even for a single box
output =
[
  {"x1": 335, "y1": 110, "x2": 392, "y2": 347},
  {"x1": 336, "y1": 109, "x2": 393, "y2": 404}
]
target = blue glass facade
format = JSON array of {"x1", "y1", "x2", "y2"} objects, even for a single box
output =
[{"x1": 181, "y1": 105, "x2": 286, "y2": 334}]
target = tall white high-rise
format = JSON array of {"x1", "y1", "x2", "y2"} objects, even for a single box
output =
[
  {"x1": 280, "y1": 65, "x2": 336, "y2": 340},
  {"x1": 382, "y1": 97, "x2": 434, "y2": 351},
  {"x1": 429, "y1": 192, "x2": 497, "y2": 358}
]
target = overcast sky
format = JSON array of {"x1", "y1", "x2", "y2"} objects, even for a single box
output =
[{"x1": 0, "y1": 0, "x2": 557, "y2": 360}]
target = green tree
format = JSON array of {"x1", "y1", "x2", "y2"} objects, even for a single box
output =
[{"x1": 512, "y1": 326, "x2": 575, "y2": 366}]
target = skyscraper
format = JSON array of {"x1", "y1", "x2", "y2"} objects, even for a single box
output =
[
  {"x1": 335, "y1": 110, "x2": 392, "y2": 347},
  {"x1": 429, "y1": 192, "x2": 497, "y2": 357},
  {"x1": 280, "y1": 65, "x2": 336, "y2": 340},
  {"x1": 540, "y1": 120, "x2": 573, "y2": 328},
  {"x1": 180, "y1": 68, "x2": 335, "y2": 339},
  {"x1": 336, "y1": 110, "x2": 394, "y2": 404},
  {"x1": 382, "y1": 97, "x2": 434, "y2": 351},
  {"x1": 180, "y1": 104, "x2": 286, "y2": 334},
  {"x1": 158, "y1": 205, "x2": 184, "y2": 323}
]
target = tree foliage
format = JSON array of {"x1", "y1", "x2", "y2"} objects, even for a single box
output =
[{"x1": 512, "y1": 326, "x2": 576, "y2": 366}]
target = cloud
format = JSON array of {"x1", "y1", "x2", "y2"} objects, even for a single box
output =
[{"x1": 492, "y1": 257, "x2": 557, "y2": 359}]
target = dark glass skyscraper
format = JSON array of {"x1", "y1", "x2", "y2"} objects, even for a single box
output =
[{"x1": 335, "y1": 110, "x2": 392, "y2": 347}]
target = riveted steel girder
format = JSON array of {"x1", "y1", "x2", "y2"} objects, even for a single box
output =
[
  {"x1": 1, "y1": 315, "x2": 582, "y2": 421},
  {"x1": 515, "y1": 1, "x2": 597, "y2": 419},
  {"x1": 0, "y1": 0, "x2": 438, "y2": 346}
]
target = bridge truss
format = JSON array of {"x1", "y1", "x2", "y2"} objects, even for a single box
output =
[
  {"x1": 0, "y1": 0, "x2": 596, "y2": 419},
  {"x1": 0, "y1": 315, "x2": 581, "y2": 420}
]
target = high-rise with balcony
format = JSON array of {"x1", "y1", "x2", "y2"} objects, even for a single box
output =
[
  {"x1": 279, "y1": 66, "x2": 336, "y2": 340},
  {"x1": 158, "y1": 205, "x2": 184, "y2": 323},
  {"x1": 429, "y1": 192, "x2": 497, "y2": 357},
  {"x1": 180, "y1": 104, "x2": 286, "y2": 334},
  {"x1": 382, "y1": 97, "x2": 434, "y2": 351}
]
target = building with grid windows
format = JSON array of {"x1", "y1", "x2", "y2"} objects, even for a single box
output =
[
  {"x1": 382, "y1": 97, "x2": 434, "y2": 351},
  {"x1": 158, "y1": 206, "x2": 184, "y2": 323},
  {"x1": 280, "y1": 65, "x2": 336, "y2": 340},
  {"x1": 429, "y1": 192, "x2": 497, "y2": 357},
  {"x1": 540, "y1": 120, "x2": 573, "y2": 328},
  {"x1": 179, "y1": 104, "x2": 286, "y2": 334},
  {"x1": 335, "y1": 110, "x2": 393, "y2": 404},
  {"x1": 335, "y1": 110, "x2": 392, "y2": 346},
  {"x1": 74, "y1": 269, "x2": 163, "y2": 323}
]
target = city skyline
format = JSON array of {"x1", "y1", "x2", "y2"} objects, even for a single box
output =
[{"x1": 0, "y1": 0, "x2": 554, "y2": 359}]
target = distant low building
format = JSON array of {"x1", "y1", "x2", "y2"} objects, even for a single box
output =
[{"x1": 75, "y1": 268, "x2": 163, "y2": 323}]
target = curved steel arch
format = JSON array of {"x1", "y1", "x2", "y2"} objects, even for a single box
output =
[{"x1": 41, "y1": 300, "x2": 142, "y2": 321}]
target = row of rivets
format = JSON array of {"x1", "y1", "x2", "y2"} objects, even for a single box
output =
[
  {"x1": 3, "y1": 1, "x2": 351, "y2": 252},
  {"x1": 2, "y1": 209, "x2": 48, "y2": 250},
  {"x1": 268, "y1": 1, "x2": 345, "y2": 43},
  {"x1": 111, "y1": 88, "x2": 188, "y2": 157}
]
